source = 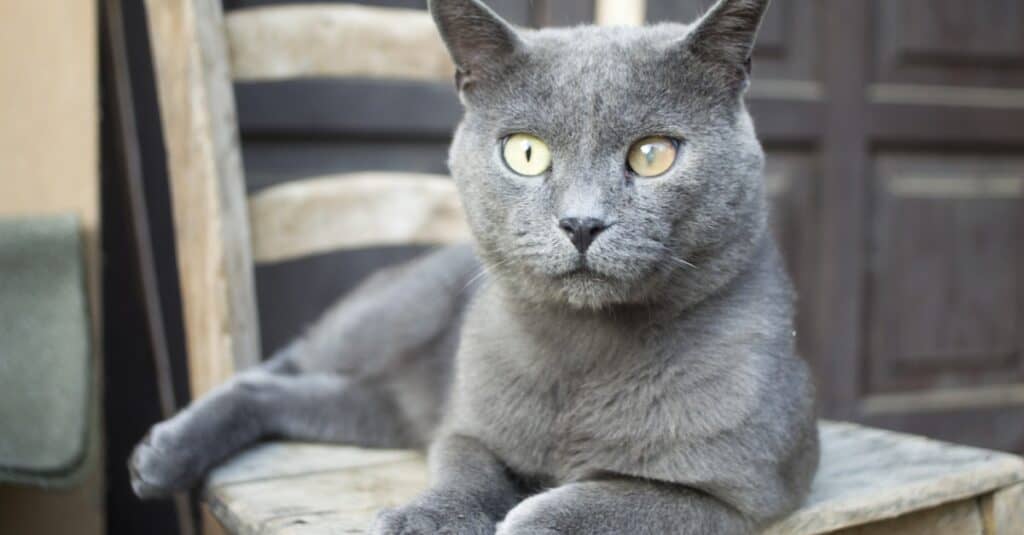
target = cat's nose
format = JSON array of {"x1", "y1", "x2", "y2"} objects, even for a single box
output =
[{"x1": 558, "y1": 217, "x2": 609, "y2": 254}]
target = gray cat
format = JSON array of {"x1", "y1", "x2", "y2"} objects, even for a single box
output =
[{"x1": 129, "y1": 0, "x2": 819, "y2": 533}]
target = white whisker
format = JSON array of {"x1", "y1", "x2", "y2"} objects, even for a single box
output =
[
  {"x1": 651, "y1": 242, "x2": 698, "y2": 270},
  {"x1": 461, "y1": 258, "x2": 513, "y2": 293},
  {"x1": 669, "y1": 255, "x2": 697, "y2": 270}
]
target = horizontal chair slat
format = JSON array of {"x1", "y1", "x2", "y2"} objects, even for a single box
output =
[
  {"x1": 225, "y1": 4, "x2": 455, "y2": 83},
  {"x1": 249, "y1": 172, "x2": 470, "y2": 264}
]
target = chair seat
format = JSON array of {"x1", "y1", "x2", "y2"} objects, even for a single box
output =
[{"x1": 203, "y1": 421, "x2": 1024, "y2": 534}]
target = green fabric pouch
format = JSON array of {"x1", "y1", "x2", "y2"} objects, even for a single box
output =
[{"x1": 0, "y1": 214, "x2": 93, "y2": 488}]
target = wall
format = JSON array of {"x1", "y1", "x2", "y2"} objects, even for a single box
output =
[{"x1": 0, "y1": 0, "x2": 103, "y2": 533}]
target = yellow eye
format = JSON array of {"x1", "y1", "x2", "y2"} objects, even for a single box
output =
[
  {"x1": 627, "y1": 136, "x2": 679, "y2": 178},
  {"x1": 503, "y1": 134, "x2": 552, "y2": 177}
]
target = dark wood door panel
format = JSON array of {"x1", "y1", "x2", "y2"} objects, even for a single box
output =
[
  {"x1": 646, "y1": 0, "x2": 819, "y2": 82},
  {"x1": 850, "y1": 1, "x2": 1024, "y2": 452},
  {"x1": 873, "y1": 0, "x2": 1024, "y2": 87},
  {"x1": 865, "y1": 406, "x2": 1024, "y2": 452},
  {"x1": 765, "y1": 152, "x2": 820, "y2": 380},
  {"x1": 866, "y1": 155, "x2": 1024, "y2": 395}
]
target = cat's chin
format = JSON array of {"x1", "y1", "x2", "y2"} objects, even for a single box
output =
[
  {"x1": 490, "y1": 255, "x2": 663, "y2": 310},
  {"x1": 548, "y1": 270, "x2": 639, "y2": 310},
  {"x1": 494, "y1": 268, "x2": 630, "y2": 310}
]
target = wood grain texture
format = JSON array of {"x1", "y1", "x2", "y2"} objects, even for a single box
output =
[
  {"x1": 867, "y1": 156, "x2": 1024, "y2": 397},
  {"x1": 207, "y1": 456, "x2": 428, "y2": 535},
  {"x1": 225, "y1": 4, "x2": 455, "y2": 83},
  {"x1": 204, "y1": 421, "x2": 1024, "y2": 535},
  {"x1": 763, "y1": 422, "x2": 1024, "y2": 534},
  {"x1": 144, "y1": 0, "x2": 261, "y2": 396},
  {"x1": 206, "y1": 443, "x2": 419, "y2": 488},
  {"x1": 980, "y1": 482, "x2": 1024, "y2": 535},
  {"x1": 832, "y1": 499, "x2": 983, "y2": 535},
  {"x1": 249, "y1": 172, "x2": 470, "y2": 263},
  {"x1": 873, "y1": 0, "x2": 1024, "y2": 88},
  {"x1": 812, "y1": 0, "x2": 869, "y2": 421}
]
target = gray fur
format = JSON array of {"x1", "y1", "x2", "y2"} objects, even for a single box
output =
[{"x1": 130, "y1": 0, "x2": 818, "y2": 533}]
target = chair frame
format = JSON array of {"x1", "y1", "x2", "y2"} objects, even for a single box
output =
[
  {"x1": 145, "y1": 0, "x2": 261, "y2": 398},
  {"x1": 143, "y1": 0, "x2": 647, "y2": 398}
]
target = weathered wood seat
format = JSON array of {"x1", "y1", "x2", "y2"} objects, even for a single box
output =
[{"x1": 204, "y1": 422, "x2": 1024, "y2": 534}]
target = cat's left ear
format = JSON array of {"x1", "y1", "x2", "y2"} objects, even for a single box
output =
[
  {"x1": 682, "y1": 0, "x2": 770, "y2": 84},
  {"x1": 429, "y1": 0, "x2": 524, "y2": 91}
]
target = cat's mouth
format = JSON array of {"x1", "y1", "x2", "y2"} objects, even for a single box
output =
[
  {"x1": 546, "y1": 262, "x2": 639, "y2": 309},
  {"x1": 557, "y1": 265, "x2": 612, "y2": 282}
]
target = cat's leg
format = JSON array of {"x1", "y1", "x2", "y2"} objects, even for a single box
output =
[
  {"x1": 370, "y1": 435, "x2": 525, "y2": 535},
  {"x1": 495, "y1": 479, "x2": 754, "y2": 535},
  {"x1": 129, "y1": 244, "x2": 480, "y2": 498},
  {"x1": 295, "y1": 243, "x2": 480, "y2": 377},
  {"x1": 130, "y1": 367, "x2": 410, "y2": 498}
]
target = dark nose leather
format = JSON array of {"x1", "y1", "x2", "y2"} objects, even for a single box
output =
[{"x1": 558, "y1": 217, "x2": 608, "y2": 253}]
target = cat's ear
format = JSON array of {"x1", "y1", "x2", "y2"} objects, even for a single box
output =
[
  {"x1": 683, "y1": 0, "x2": 769, "y2": 82},
  {"x1": 429, "y1": 0, "x2": 523, "y2": 91}
]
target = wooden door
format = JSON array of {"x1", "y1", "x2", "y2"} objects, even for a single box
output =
[
  {"x1": 229, "y1": 0, "x2": 1024, "y2": 452},
  {"x1": 854, "y1": 0, "x2": 1024, "y2": 452}
]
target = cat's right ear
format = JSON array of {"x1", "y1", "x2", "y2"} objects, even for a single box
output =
[
  {"x1": 680, "y1": 0, "x2": 770, "y2": 89},
  {"x1": 429, "y1": 0, "x2": 523, "y2": 91}
]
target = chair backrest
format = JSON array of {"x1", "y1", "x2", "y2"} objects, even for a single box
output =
[{"x1": 143, "y1": 0, "x2": 648, "y2": 397}]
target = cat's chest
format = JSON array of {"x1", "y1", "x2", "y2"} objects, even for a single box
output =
[{"x1": 452, "y1": 327, "x2": 663, "y2": 483}]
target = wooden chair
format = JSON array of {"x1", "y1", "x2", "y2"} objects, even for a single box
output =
[{"x1": 142, "y1": 1, "x2": 1024, "y2": 533}]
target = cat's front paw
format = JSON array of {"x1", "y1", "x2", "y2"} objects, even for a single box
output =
[
  {"x1": 494, "y1": 489, "x2": 572, "y2": 535},
  {"x1": 128, "y1": 419, "x2": 205, "y2": 499},
  {"x1": 369, "y1": 503, "x2": 494, "y2": 535}
]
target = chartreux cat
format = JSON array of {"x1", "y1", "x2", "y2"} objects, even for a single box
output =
[{"x1": 131, "y1": 1, "x2": 819, "y2": 533}]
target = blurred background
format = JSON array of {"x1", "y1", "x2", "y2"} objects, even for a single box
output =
[{"x1": 1, "y1": 0, "x2": 1022, "y2": 533}]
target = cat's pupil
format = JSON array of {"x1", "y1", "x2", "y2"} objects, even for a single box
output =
[{"x1": 525, "y1": 145, "x2": 532, "y2": 162}]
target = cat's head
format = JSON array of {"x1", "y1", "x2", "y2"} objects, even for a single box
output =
[{"x1": 431, "y1": 0, "x2": 771, "y2": 310}]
